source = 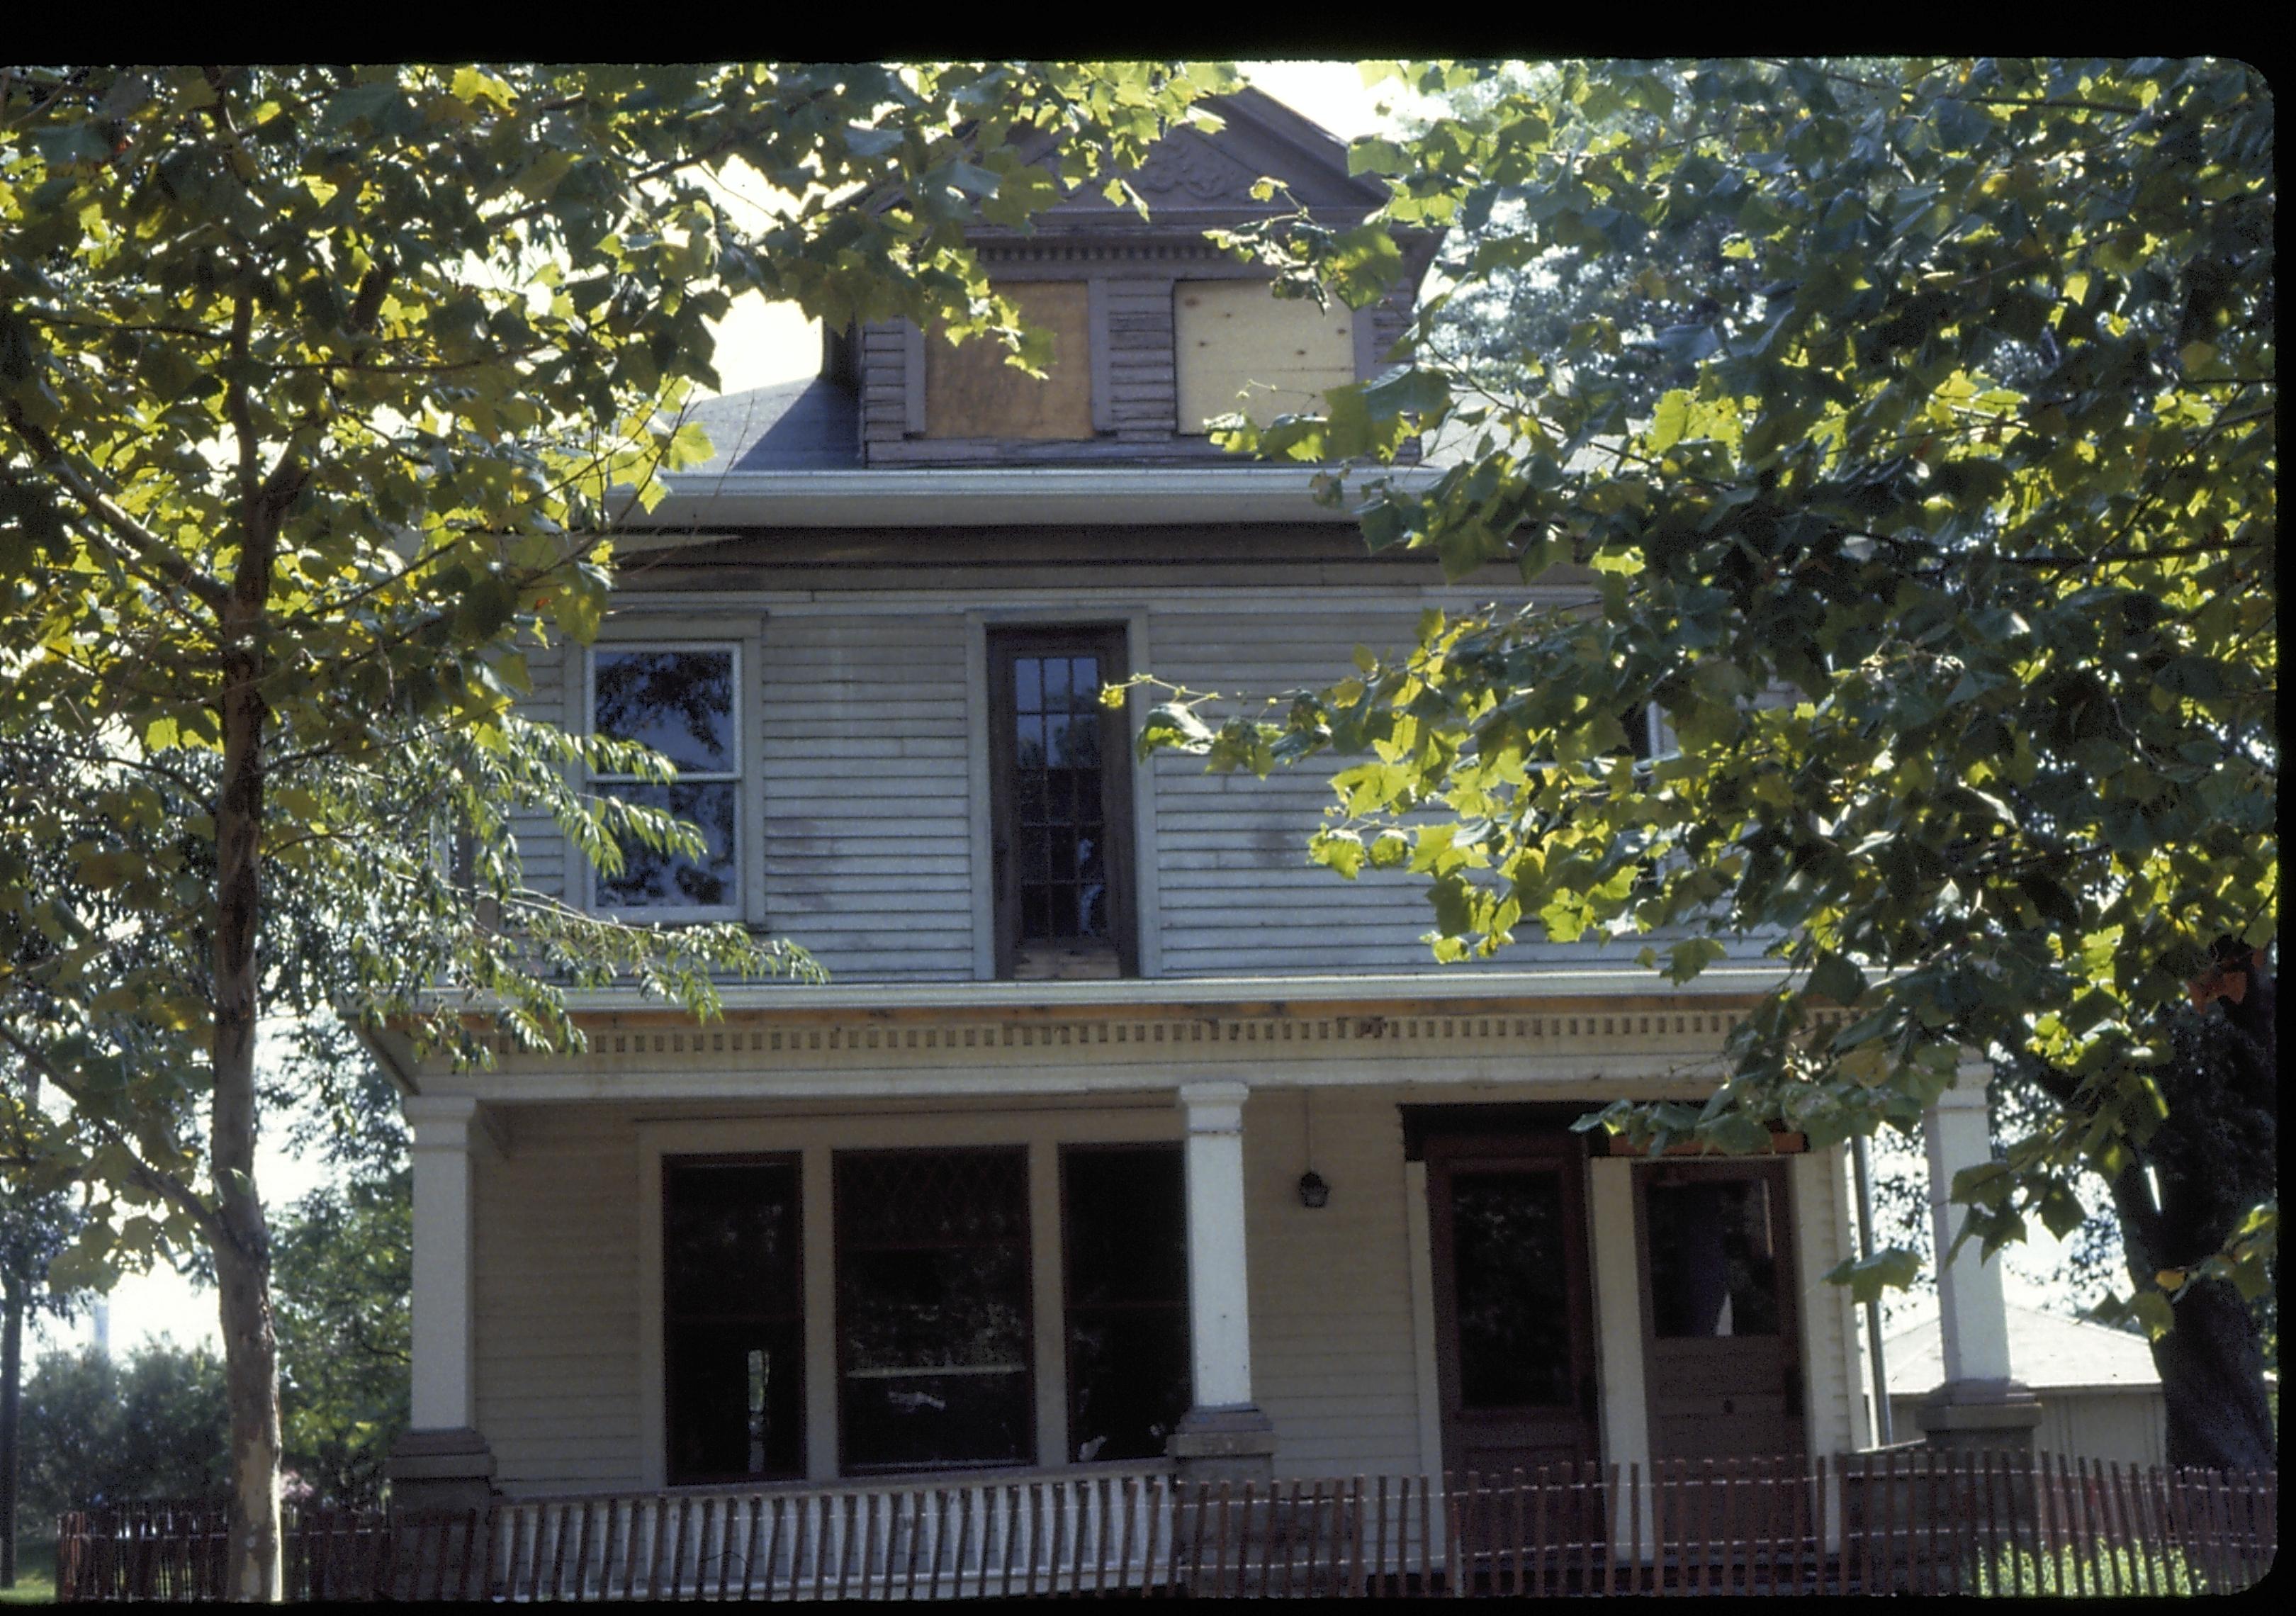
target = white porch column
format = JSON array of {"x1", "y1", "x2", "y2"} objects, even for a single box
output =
[
  {"x1": 390, "y1": 1094, "x2": 497, "y2": 1506},
  {"x1": 1169, "y1": 1081, "x2": 1276, "y2": 1479},
  {"x1": 1916, "y1": 1065, "x2": 2042, "y2": 1451}
]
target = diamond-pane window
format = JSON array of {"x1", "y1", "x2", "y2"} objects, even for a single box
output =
[{"x1": 834, "y1": 1149, "x2": 1034, "y2": 1471}]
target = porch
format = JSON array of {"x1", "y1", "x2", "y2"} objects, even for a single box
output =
[
  {"x1": 381, "y1": 982, "x2": 2059, "y2": 1507},
  {"x1": 55, "y1": 1450, "x2": 2278, "y2": 1599}
]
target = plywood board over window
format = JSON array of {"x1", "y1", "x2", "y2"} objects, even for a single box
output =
[
  {"x1": 923, "y1": 281, "x2": 1094, "y2": 440},
  {"x1": 1174, "y1": 280, "x2": 1355, "y2": 434}
]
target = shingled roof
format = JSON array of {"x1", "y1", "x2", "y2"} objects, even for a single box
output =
[{"x1": 1884, "y1": 1301, "x2": 2162, "y2": 1397}]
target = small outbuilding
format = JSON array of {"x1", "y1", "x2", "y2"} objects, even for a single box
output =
[{"x1": 1882, "y1": 1301, "x2": 2171, "y2": 1468}]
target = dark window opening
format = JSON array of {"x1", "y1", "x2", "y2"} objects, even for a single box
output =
[
  {"x1": 1645, "y1": 1172, "x2": 1783, "y2": 1338},
  {"x1": 989, "y1": 627, "x2": 1136, "y2": 980},
  {"x1": 663, "y1": 1157, "x2": 804, "y2": 1484},
  {"x1": 835, "y1": 1148, "x2": 1034, "y2": 1472},
  {"x1": 1062, "y1": 1145, "x2": 1191, "y2": 1463}
]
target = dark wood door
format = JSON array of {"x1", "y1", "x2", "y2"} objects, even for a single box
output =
[
  {"x1": 1426, "y1": 1133, "x2": 1600, "y2": 1478},
  {"x1": 1636, "y1": 1159, "x2": 1806, "y2": 1461}
]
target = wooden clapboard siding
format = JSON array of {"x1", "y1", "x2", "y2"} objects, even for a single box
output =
[
  {"x1": 1791, "y1": 1150, "x2": 1869, "y2": 1458},
  {"x1": 1149, "y1": 607, "x2": 1526, "y2": 977},
  {"x1": 758, "y1": 611, "x2": 976, "y2": 982},
  {"x1": 1105, "y1": 276, "x2": 1176, "y2": 437},
  {"x1": 473, "y1": 1106, "x2": 646, "y2": 1494},
  {"x1": 1242, "y1": 1091, "x2": 1429, "y2": 1478},
  {"x1": 504, "y1": 644, "x2": 570, "y2": 902}
]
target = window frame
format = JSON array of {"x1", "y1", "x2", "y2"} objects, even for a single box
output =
[
  {"x1": 659, "y1": 1152, "x2": 807, "y2": 1487},
  {"x1": 583, "y1": 639, "x2": 745, "y2": 924},
  {"x1": 986, "y1": 624, "x2": 1139, "y2": 980},
  {"x1": 831, "y1": 1145, "x2": 1039, "y2": 1476}
]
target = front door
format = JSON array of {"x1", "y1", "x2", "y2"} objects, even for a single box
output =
[
  {"x1": 1636, "y1": 1158, "x2": 1807, "y2": 1460},
  {"x1": 1426, "y1": 1133, "x2": 1600, "y2": 1478}
]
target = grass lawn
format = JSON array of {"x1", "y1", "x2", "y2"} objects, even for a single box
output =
[{"x1": 0, "y1": 1542, "x2": 55, "y2": 1605}]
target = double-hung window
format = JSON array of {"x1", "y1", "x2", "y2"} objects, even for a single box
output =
[{"x1": 587, "y1": 644, "x2": 742, "y2": 919}]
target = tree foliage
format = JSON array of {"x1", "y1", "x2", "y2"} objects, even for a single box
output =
[
  {"x1": 266, "y1": 1023, "x2": 409, "y2": 1510},
  {"x1": 1, "y1": 61, "x2": 1222, "y2": 1593},
  {"x1": 12, "y1": 1339, "x2": 230, "y2": 1539},
  {"x1": 1155, "y1": 57, "x2": 2275, "y2": 1464}
]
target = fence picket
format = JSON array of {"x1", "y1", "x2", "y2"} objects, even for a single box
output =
[{"x1": 48, "y1": 1454, "x2": 2278, "y2": 1605}]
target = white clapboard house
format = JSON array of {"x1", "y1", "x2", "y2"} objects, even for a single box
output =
[{"x1": 380, "y1": 89, "x2": 2036, "y2": 1517}]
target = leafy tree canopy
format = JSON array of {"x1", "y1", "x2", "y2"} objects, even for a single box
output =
[
  {"x1": 1, "y1": 61, "x2": 1223, "y2": 1592},
  {"x1": 1150, "y1": 57, "x2": 2275, "y2": 1461}
]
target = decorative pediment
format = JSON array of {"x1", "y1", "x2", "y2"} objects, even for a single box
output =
[
  {"x1": 1020, "y1": 86, "x2": 1392, "y2": 230},
  {"x1": 1126, "y1": 127, "x2": 1265, "y2": 206}
]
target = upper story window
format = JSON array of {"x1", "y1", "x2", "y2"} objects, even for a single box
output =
[
  {"x1": 987, "y1": 627, "x2": 1137, "y2": 980},
  {"x1": 1174, "y1": 280, "x2": 1358, "y2": 434},
  {"x1": 923, "y1": 281, "x2": 1095, "y2": 442},
  {"x1": 588, "y1": 645, "x2": 741, "y2": 919}
]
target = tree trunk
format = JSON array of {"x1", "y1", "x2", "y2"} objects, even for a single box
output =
[
  {"x1": 215, "y1": 659, "x2": 282, "y2": 1600},
  {"x1": 1, "y1": 1277, "x2": 21, "y2": 1588},
  {"x1": 213, "y1": 425, "x2": 288, "y2": 1601},
  {"x1": 2109, "y1": 947, "x2": 2278, "y2": 1473}
]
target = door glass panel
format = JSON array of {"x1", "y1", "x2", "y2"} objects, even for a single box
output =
[
  {"x1": 1646, "y1": 1175, "x2": 1782, "y2": 1337},
  {"x1": 1009, "y1": 651, "x2": 1110, "y2": 947},
  {"x1": 1449, "y1": 1169, "x2": 1572, "y2": 1408}
]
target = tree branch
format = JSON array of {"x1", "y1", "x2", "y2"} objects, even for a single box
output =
[
  {"x1": 0, "y1": 1024, "x2": 227, "y2": 1250},
  {"x1": 1, "y1": 406, "x2": 231, "y2": 610}
]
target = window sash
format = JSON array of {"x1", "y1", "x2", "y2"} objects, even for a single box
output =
[
  {"x1": 833, "y1": 1147, "x2": 1037, "y2": 1474},
  {"x1": 586, "y1": 641, "x2": 743, "y2": 918},
  {"x1": 987, "y1": 626, "x2": 1137, "y2": 978}
]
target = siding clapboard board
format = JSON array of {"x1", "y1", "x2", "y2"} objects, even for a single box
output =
[
  {"x1": 473, "y1": 1106, "x2": 642, "y2": 1491},
  {"x1": 758, "y1": 611, "x2": 976, "y2": 982}
]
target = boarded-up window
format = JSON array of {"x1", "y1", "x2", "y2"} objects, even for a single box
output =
[
  {"x1": 1174, "y1": 280, "x2": 1356, "y2": 433},
  {"x1": 923, "y1": 281, "x2": 1093, "y2": 440}
]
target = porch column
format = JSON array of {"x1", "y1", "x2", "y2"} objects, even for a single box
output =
[
  {"x1": 1916, "y1": 1066, "x2": 2043, "y2": 1452},
  {"x1": 388, "y1": 1094, "x2": 497, "y2": 1508},
  {"x1": 1169, "y1": 1081, "x2": 1277, "y2": 1481}
]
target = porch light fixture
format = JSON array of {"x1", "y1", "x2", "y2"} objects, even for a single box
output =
[{"x1": 1296, "y1": 1092, "x2": 1329, "y2": 1207}]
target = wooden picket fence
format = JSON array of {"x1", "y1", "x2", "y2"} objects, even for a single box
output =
[{"x1": 55, "y1": 1451, "x2": 2276, "y2": 1600}]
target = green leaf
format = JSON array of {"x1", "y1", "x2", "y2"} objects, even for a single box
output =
[{"x1": 1823, "y1": 1245, "x2": 1921, "y2": 1306}]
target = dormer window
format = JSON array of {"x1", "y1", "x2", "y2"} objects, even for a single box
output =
[
  {"x1": 921, "y1": 281, "x2": 1096, "y2": 441},
  {"x1": 1174, "y1": 280, "x2": 1360, "y2": 434},
  {"x1": 588, "y1": 645, "x2": 742, "y2": 918}
]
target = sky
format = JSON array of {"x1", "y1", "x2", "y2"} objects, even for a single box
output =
[{"x1": 45, "y1": 57, "x2": 2093, "y2": 1362}]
